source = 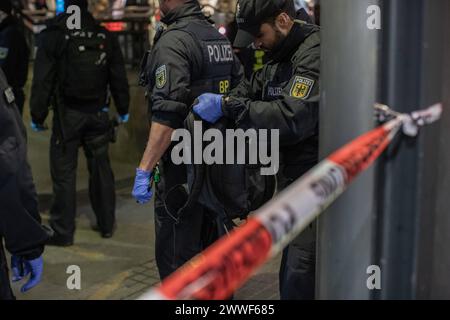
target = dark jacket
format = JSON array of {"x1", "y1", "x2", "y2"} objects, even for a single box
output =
[
  {"x1": 145, "y1": 0, "x2": 243, "y2": 129},
  {"x1": 0, "y1": 69, "x2": 48, "y2": 259},
  {"x1": 224, "y1": 21, "x2": 321, "y2": 187},
  {"x1": 0, "y1": 15, "x2": 29, "y2": 90},
  {"x1": 30, "y1": 10, "x2": 130, "y2": 125}
]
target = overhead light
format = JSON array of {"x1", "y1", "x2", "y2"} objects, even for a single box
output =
[{"x1": 218, "y1": 26, "x2": 227, "y2": 35}]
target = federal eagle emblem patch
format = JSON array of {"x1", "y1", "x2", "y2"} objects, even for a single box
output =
[
  {"x1": 290, "y1": 76, "x2": 314, "y2": 99},
  {"x1": 155, "y1": 65, "x2": 167, "y2": 89}
]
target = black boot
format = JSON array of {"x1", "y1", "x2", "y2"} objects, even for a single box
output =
[{"x1": 46, "y1": 233, "x2": 74, "y2": 247}]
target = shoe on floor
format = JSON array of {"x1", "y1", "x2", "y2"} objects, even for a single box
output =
[
  {"x1": 46, "y1": 234, "x2": 74, "y2": 247},
  {"x1": 91, "y1": 223, "x2": 116, "y2": 239}
]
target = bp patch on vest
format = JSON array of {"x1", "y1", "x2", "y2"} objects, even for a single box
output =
[
  {"x1": 155, "y1": 65, "x2": 167, "y2": 89},
  {"x1": 0, "y1": 47, "x2": 9, "y2": 60},
  {"x1": 290, "y1": 76, "x2": 315, "y2": 99}
]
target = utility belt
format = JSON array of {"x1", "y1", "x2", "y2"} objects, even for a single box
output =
[{"x1": 52, "y1": 100, "x2": 121, "y2": 146}]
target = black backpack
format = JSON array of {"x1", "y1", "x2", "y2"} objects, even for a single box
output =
[
  {"x1": 169, "y1": 112, "x2": 276, "y2": 223},
  {"x1": 61, "y1": 26, "x2": 109, "y2": 104}
]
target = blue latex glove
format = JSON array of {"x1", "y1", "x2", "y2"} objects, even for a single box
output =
[
  {"x1": 118, "y1": 113, "x2": 130, "y2": 124},
  {"x1": 132, "y1": 168, "x2": 153, "y2": 204},
  {"x1": 11, "y1": 255, "x2": 44, "y2": 293},
  {"x1": 30, "y1": 121, "x2": 47, "y2": 132},
  {"x1": 193, "y1": 93, "x2": 223, "y2": 123}
]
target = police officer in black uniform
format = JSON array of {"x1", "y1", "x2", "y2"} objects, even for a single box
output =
[
  {"x1": 0, "y1": 69, "x2": 49, "y2": 300},
  {"x1": 193, "y1": 0, "x2": 320, "y2": 299},
  {"x1": 0, "y1": 0, "x2": 29, "y2": 115},
  {"x1": 132, "y1": 0, "x2": 243, "y2": 280},
  {"x1": 30, "y1": 0, "x2": 130, "y2": 245}
]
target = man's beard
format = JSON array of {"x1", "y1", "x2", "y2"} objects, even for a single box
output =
[{"x1": 264, "y1": 28, "x2": 286, "y2": 54}]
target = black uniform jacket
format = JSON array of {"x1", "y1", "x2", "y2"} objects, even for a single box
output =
[{"x1": 224, "y1": 21, "x2": 321, "y2": 185}]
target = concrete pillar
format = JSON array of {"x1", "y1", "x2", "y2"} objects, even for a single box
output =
[{"x1": 317, "y1": 0, "x2": 380, "y2": 299}]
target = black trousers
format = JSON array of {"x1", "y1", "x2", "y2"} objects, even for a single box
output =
[
  {"x1": 49, "y1": 108, "x2": 115, "y2": 240},
  {"x1": 278, "y1": 168, "x2": 317, "y2": 300},
  {"x1": 154, "y1": 157, "x2": 206, "y2": 280},
  {"x1": 153, "y1": 154, "x2": 233, "y2": 281},
  {"x1": 279, "y1": 222, "x2": 316, "y2": 300},
  {"x1": 0, "y1": 239, "x2": 15, "y2": 300}
]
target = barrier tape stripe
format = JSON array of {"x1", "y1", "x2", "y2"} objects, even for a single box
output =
[
  {"x1": 255, "y1": 118, "x2": 400, "y2": 255},
  {"x1": 141, "y1": 104, "x2": 442, "y2": 300},
  {"x1": 149, "y1": 218, "x2": 272, "y2": 300}
]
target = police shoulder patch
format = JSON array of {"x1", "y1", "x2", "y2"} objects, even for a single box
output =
[
  {"x1": 4, "y1": 87, "x2": 15, "y2": 104},
  {"x1": 155, "y1": 65, "x2": 167, "y2": 89},
  {"x1": 290, "y1": 76, "x2": 315, "y2": 99}
]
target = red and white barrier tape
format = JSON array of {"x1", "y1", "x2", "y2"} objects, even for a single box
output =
[{"x1": 139, "y1": 103, "x2": 443, "y2": 300}]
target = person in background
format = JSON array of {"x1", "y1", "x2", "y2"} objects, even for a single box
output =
[
  {"x1": 0, "y1": 0, "x2": 29, "y2": 115},
  {"x1": 30, "y1": 0, "x2": 130, "y2": 245}
]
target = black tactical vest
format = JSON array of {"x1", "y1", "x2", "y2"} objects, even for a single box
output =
[
  {"x1": 177, "y1": 20, "x2": 234, "y2": 101},
  {"x1": 61, "y1": 25, "x2": 110, "y2": 106},
  {"x1": 141, "y1": 18, "x2": 234, "y2": 104}
]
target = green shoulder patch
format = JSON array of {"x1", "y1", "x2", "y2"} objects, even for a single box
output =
[
  {"x1": 155, "y1": 65, "x2": 167, "y2": 89},
  {"x1": 290, "y1": 76, "x2": 315, "y2": 99}
]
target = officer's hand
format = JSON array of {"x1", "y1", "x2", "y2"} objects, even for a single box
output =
[
  {"x1": 11, "y1": 255, "x2": 44, "y2": 293},
  {"x1": 30, "y1": 121, "x2": 48, "y2": 132},
  {"x1": 132, "y1": 168, "x2": 153, "y2": 204},
  {"x1": 118, "y1": 113, "x2": 130, "y2": 124},
  {"x1": 193, "y1": 93, "x2": 223, "y2": 123}
]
